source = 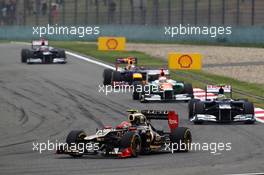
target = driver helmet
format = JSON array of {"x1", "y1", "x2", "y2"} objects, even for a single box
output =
[
  {"x1": 159, "y1": 76, "x2": 167, "y2": 83},
  {"x1": 129, "y1": 114, "x2": 146, "y2": 126},
  {"x1": 217, "y1": 94, "x2": 226, "y2": 100}
]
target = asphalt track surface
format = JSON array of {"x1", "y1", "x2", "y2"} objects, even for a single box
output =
[{"x1": 0, "y1": 43, "x2": 263, "y2": 175}]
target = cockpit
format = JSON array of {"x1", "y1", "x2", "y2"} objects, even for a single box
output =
[
  {"x1": 129, "y1": 113, "x2": 147, "y2": 126},
  {"x1": 158, "y1": 76, "x2": 167, "y2": 83}
]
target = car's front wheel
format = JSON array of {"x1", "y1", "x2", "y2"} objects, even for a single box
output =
[
  {"x1": 58, "y1": 50, "x2": 66, "y2": 58},
  {"x1": 21, "y1": 49, "x2": 29, "y2": 63},
  {"x1": 120, "y1": 132, "x2": 141, "y2": 157},
  {"x1": 66, "y1": 130, "x2": 87, "y2": 157},
  {"x1": 244, "y1": 102, "x2": 255, "y2": 124},
  {"x1": 103, "y1": 69, "x2": 113, "y2": 85}
]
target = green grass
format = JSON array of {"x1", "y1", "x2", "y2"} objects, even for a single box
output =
[
  {"x1": 128, "y1": 40, "x2": 264, "y2": 48},
  {"x1": 51, "y1": 41, "x2": 164, "y2": 67},
  {"x1": 0, "y1": 40, "x2": 11, "y2": 43},
  {"x1": 51, "y1": 41, "x2": 264, "y2": 108}
]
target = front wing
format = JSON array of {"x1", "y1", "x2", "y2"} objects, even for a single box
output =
[
  {"x1": 190, "y1": 114, "x2": 255, "y2": 123},
  {"x1": 27, "y1": 58, "x2": 66, "y2": 64},
  {"x1": 141, "y1": 93, "x2": 193, "y2": 102}
]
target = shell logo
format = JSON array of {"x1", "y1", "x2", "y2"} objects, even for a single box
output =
[
  {"x1": 98, "y1": 37, "x2": 126, "y2": 51},
  {"x1": 106, "y1": 38, "x2": 118, "y2": 50},
  {"x1": 178, "y1": 55, "x2": 193, "y2": 68},
  {"x1": 168, "y1": 53, "x2": 202, "y2": 70}
]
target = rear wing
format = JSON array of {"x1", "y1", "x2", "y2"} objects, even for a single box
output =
[
  {"x1": 32, "y1": 40, "x2": 48, "y2": 49},
  {"x1": 205, "y1": 84, "x2": 232, "y2": 99},
  {"x1": 146, "y1": 69, "x2": 170, "y2": 82},
  {"x1": 146, "y1": 69, "x2": 169, "y2": 76},
  {"x1": 115, "y1": 57, "x2": 137, "y2": 65},
  {"x1": 141, "y1": 110, "x2": 178, "y2": 131}
]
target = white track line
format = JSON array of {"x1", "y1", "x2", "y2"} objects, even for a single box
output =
[
  {"x1": 66, "y1": 51, "x2": 115, "y2": 70},
  {"x1": 225, "y1": 173, "x2": 264, "y2": 175}
]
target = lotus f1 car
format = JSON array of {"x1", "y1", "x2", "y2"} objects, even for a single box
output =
[
  {"x1": 102, "y1": 57, "x2": 169, "y2": 86},
  {"x1": 188, "y1": 85, "x2": 255, "y2": 124},
  {"x1": 21, "y1": 39, "x2": 66, "y2": 64},
  {"x1": 133, "y1": 71, "x2": 194, "y2": 102},
  {"x1": 57, "y1": 110, "x2": 192, "y2": 158}
]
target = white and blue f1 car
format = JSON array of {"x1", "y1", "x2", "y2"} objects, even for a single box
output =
[
  {"x1": 21, "y1": 39, "x2": 66, "y2": 64},
  {"x1": 188, "y1": 85, "x2": 255, "y2": 124}
]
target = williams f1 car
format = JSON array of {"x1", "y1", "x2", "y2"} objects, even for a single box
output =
[
  {"x1": 188, "y1": 85, "x2": 255, "y2": 124},
  {"x1": 132, "y1": 72, "x2": 193, "y2": 102},
  {"x1": 21, "y1": 39, "x2": 66, "y2": 64},
  {"x1": 102, "y1": 57, "x2": 169, "y2": 86},
  {"x1": 57, "y1": 109, "x2": 192, "y2": 158}
]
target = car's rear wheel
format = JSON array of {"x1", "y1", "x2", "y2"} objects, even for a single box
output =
[
  {"x1": 66, "y1": 130, "x2": 87, "y2": 157},
  {"x1": 120, "y1": 132, "x2": 141, "y2": 157},
  {"x1": 170, "y1": 127, "x2": 192, "y2": 152},
  {"x1": 183, "y1": 83, "x2": 193, "y2": 95},
  {"x1": 103, "y1": 69, "x2": 113, "y2": 85},
  {"x1": 112, "y1": 71, "x2": 122, "y2": 82}
]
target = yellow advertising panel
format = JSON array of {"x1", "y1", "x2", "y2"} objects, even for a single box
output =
[
  {"x1": 168, "y1": 53, "x2": 202, "y2": 70},
  {"x1": 98, "y1": 37, "x2": 126, "y2": 51}
]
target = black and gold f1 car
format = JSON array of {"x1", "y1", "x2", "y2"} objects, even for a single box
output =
[
  {"x1": 189, "y1": 85, "x2": 255, "y2": 124},
  {"x1": 57, "y1": 110, "x2": 192, "y2": 158}
]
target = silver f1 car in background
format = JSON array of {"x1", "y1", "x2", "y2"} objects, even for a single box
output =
[
  {"x1": 21, "y1": 39, "x2": 67, "y2": 64},
  {"x1": 189, "y1": 84, "x2": 255, "y2": 124}
]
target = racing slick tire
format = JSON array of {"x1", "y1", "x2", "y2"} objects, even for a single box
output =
[
  {"x1": 66, "y1": 130, "x2": 87, "y2": 157},
  {"x1": 21, "y1": 49, "x2": 29, "y2": 63},
  {"x1": 26, "y1": 51, "x2": 34, "y2": 64},
  {"x1": 57, "y1": 50, "x2": 66, "y2": 58},
  {"x1": 193, "y1": 102, "x2": 204, "y2": 124},
  {"x1": 140, "y1": 93, "x2": 148, "y2": 103},
  {"x1": 132, "y1": 81, "x2": 142, "y2": 100},
  {"x1": 103, "y1": 69, "x2": 113, "y2": 85},
  {"x1": 112, "y1": 71, "x2": 122, "y2": 82},
  {"x1": 183, "y1": 83, "x2": 194, "y2": 96},
  {"x1": 120, "y1": 132, "x2": 141, "y2": 157},
  {"x1": 244, "y1": 102, "x2": 255, "y2": 124},
  {"x1": 170, "y1": 127, "x2": 192, "y2": 152},
  {"x1": 188, "y1": 99, "x2": 200, "y2": 119},
  {"x1": 133, "y1": 91, "x2": 140, "y2": 100}
]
